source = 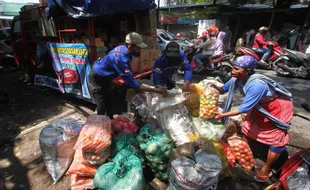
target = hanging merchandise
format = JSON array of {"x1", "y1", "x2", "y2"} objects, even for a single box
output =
[
  {"x1": 169, "y1": 138, "x2": 222, "y2": 190},
  {"x1": 110, "y1": 133, "x2": 145, "y2": 162},
  {"x1": 228, "y1": 135, "x2": 254, "y2": 171},
  {"x1": 39, "y1": 118, "x2": 85, "y2": 183},
  {"x1": 74, "y1": 115, "x2": 111, "y2": 165},
  {"x1": 137, "y1": 124, "x2": 174, "y2": 181},
  {"x1": 152, "y1": 88, "x2": 194, "y2": 146},
  {"x1": 93, "y1": 149, "x2": 146, "y2": 190},
  {"x1": 191, "y1": 117, "x2": 226, "y2": 142}
]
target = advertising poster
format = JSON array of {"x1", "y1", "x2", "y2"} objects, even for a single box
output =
[{"x1": 48, "y1": 43, "x2": 92, "y2": 101}]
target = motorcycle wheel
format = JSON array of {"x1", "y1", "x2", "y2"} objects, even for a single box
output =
[{"x1": 275, "y1": 65, "x2": 292, "y2": 77}]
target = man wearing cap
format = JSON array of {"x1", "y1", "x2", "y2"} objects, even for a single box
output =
[
  {"x1": 152, "y1": 42, "x2": 192, "y2": 91},
  {"x1": 90, "y1": 32, "x2": 167, "y2": 118}
]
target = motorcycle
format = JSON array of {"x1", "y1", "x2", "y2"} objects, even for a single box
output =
[
  {"x1": 265, "y1": 105, "x2": 310, "y2": 190},
  {"x1": 273, "y1": 49, "x2": 310, "y2": 79},
  {"x1": 235, "y1": 41, "x2": 285, "y2": 70},
  {"x1": 178, "y1": 48, "x2": 233, "y2": 83}
]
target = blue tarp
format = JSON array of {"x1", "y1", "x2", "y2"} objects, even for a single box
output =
[{"x1": 47, "y1": 0, "x2": 156, "y2": 18}]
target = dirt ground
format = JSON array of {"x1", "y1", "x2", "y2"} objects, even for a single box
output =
[{"x1": 0, "y1": 70, "x2": 308, "y2": 190}]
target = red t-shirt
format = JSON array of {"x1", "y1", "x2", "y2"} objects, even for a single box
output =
[{"x1": 252, "y1": 33, "x2": 268, "y2": 49}]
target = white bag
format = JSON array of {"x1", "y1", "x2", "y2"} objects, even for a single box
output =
[
  {"x1": 169, "y1": 149, "x2": 222, "y2": 190},
  {"x1": 153, "y1": 88, "x2": 193, "y2": 146},
  {"x1": 39, "y1": 118, "x2": 85, "y2": 183}
]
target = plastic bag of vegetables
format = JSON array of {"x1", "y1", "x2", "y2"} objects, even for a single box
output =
[
  {"x1": 199, "y1": 86, "x2": 219, "y2": 119},
  {"x1": 169, "y1": 139, "x2": 222, "y2": 190},
  {"x1": 93, "y1": 149, "x2": 146, "y2": 190},
  {"x1": 110, "y1": 133, "x2": 144, "y2": 162},
  {"x1": 228, "y1": 135, "x2": 254, "y2": 171},
  {"x1": 137, "y1": 125, "x2": 174, "y2": 180},
  {"x1": 192, "y1": 117, "x2": 226, "y2": 141}
]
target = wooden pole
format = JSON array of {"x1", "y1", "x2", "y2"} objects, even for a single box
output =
[
  {"x1": 233, "y1": 15, "x2": 240, "y2": 43},
  {"x1": 269, "y1": 11, "x2": 275, "y2": 29}
]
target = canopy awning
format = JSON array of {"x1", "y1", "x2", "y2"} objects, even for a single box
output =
[
  {"x1": 47, "y1": 0, "x2": 156, "y2": 18},
  {"x1": 0, "y1": 16, "x2": 14, "y2": 20}
]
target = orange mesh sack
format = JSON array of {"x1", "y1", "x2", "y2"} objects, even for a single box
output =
[
  {"x1": 71, "y1": 174, "x2": 94, "y2": 190},
  {"x1": 227, "y1": 136, "x2": 254, "y2": 171},
  {"x1": 67, "y1": 150, "x2": 98, "y2": 176},
  {"x1": 74, "y1": 115, "x2": 111, "y2": 153}
]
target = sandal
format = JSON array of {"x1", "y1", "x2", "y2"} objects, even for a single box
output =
[{"x1": 254, "y1": 171, "x2": 273, "y2": 183}]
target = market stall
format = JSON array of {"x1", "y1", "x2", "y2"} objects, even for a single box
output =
[{"x1": 16, "y1": 0, "x2": 160, "y2": 103}]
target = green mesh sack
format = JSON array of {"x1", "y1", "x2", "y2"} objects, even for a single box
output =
[
  {"x1": 111, "y1": 133, "x2": 144, "y2": 162},
  {"x1": 93, "y1": 149, "x2": 146, "y2": 190},
  {"x1": 137, "y1": 125, "x2": 174, "y2": 181}
]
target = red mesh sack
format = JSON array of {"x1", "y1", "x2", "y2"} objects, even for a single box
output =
[
  {"x1": 111, "y1": 116, "x2": 139, "y2": 135},
  {"x1": 227, "y1": 136, "x2": 254, "y2": 171}
]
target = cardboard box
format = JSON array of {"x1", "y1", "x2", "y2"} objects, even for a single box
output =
[
  {"x1": 95, "y1": 38, "x2": 103, "y2": 46},
  {"x1": 130, "y1": 57, "x2": 139, "y2": 74},
  {"x1": 138, "y1": 49, "x2": 151, "y2": 73}
]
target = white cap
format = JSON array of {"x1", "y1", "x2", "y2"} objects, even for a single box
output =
[{"x1": 125, "y1": 32, "x2": 148, "y2": 48}]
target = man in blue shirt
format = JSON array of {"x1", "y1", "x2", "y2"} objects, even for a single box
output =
[
  {"x1": 90, "y1": 32, "x2": 167, "y2": 118},
  {"x1": 152, "y1": 42, "x2": 192, "y2": 91}
]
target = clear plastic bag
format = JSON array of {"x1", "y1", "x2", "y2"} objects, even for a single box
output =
[
  {"x1": 192, "y1": 117, "x2": 226, "y2": 142},
  {"x1": 286, "y1": 162, "x2": 310, "y2": 190},
  {"x1": 199, "y1": 86, "x2": 219, "y2": 119},
  {"x1": 184, "y1": 92, "x2": 200, "y2": 117},
  {"x1": 39, "y1": 118, "x2": 85, "y2": 183},
  {"x1": 228, "y1": 135, "x2": 254, "y2": 171}
]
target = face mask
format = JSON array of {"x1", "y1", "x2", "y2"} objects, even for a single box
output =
[{"x1": 232, "y1": 71, "x2": 248, "y2": 80}]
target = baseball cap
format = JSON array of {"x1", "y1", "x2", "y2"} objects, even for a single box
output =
[
  {"x1": 165, "y1": 42, "x2": 180, "y2": 57},
  {"x1": 125, "y1": 32, "x2": 148, "y2": 48}
]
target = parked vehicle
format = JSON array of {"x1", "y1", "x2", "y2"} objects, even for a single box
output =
[
  {"x1": 274, "y1": 49, "x2": 310, "y2": 79},
  {"x1": 178, "y1": 52, "x2": 233, "y2": 83},
  {"x1": 235, "y1": 41, "x2": 285, "y2": 70},
  {"x1": 0, "y1": 27, "x2": 18, "y2": 71},
  {"x1": 157, "y1": 29, "x2": 193, "y2": 52}
]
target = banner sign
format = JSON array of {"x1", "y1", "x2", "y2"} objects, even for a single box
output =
[{"x1": 47, "y1": 43, "x2": 93, "y2": 101}]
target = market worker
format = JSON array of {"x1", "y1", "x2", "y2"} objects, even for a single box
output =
[
  {"x1": 90, "y1": 32, "x2": 167, "y2": 118},
  {"x1": 211, "y1": 55, "x2": 293, "y2": 183},
  {"x1": 152, "y1": 42, "x2": 192, "y2": 91}
]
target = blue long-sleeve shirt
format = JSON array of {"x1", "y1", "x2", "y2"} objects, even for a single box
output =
[
  {"x1": 93, "y1": 45, "x2": 141, "y2": 90},
  {"x1": 221, "y1": 77, "x2": 275, "y2": 113},
  {"x1": 152, "y1": 51, "x2": 192, "y2": 87}
]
